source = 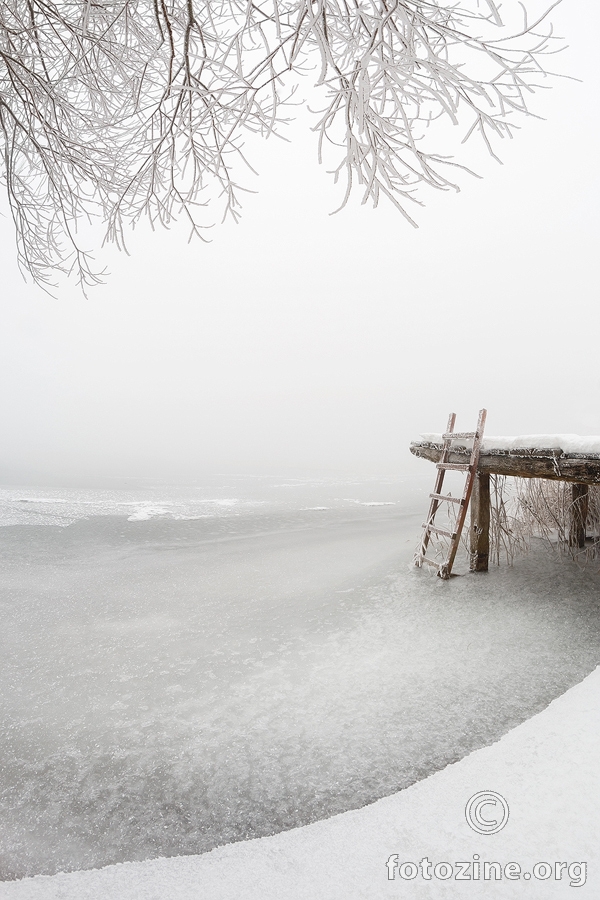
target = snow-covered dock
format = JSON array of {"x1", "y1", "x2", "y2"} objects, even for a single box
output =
[
  {"x1": 410, "y1": 434, "x2": 600, "y2": 484},
  {"x1": 410, "y1": 434, "x2": 600, "y2": 569}
]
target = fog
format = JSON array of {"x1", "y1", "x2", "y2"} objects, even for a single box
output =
[
  {"x1": 3, "y1": 6, "x2": 600, "y2": 883},
  {"x1": 1, "y1": 1, "x2": 599, "y2": 485}
]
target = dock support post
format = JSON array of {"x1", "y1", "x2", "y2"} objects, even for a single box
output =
[
  {"x1": 470, "y1": 472, "x2": 490, "y2": 572},
  {"x1": 569, "y1": 483, "x2": 588, "y2": 549}
]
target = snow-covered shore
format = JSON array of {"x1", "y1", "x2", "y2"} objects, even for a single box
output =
[{"x1": 3, "y1": 666, "x2": 599, "y2": 899}]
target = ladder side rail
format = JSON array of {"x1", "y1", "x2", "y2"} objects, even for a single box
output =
[
  {"x1": 417, "y1": 412, "x2": 455, "y2": 563},
  {"x1": 442, "y1": 409, "x2": 487, "y2": 577}
]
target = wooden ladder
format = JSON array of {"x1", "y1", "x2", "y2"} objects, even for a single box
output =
[{"x1": 415, "y1": 408, "x2": 487, "y2": 579}]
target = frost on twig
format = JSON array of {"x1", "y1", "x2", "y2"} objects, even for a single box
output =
[
  {"x1": 417, "y1": 474, "x2": 600, "y2": 572},
  {"x1": 482, "y1": 477, "x2": 600, "y2": 567},
  {"x1": 0, "y1": 0, "x2": 562, "y2": 286}
]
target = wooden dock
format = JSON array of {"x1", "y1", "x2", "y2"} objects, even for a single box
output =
[{"x1": 410, "y1": 439, "x2": 600, "y2": 571}]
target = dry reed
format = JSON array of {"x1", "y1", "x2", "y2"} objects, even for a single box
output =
[{"x1": 416, "y1": 477, "x2": 600, "y2": 572}]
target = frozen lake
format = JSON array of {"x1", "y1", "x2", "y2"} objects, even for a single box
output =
[{"x1": 2, "y1": 475, "x2": 600, "y2": 880}]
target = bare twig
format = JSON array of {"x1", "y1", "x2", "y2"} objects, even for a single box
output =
[{"x1": 0, "y1": 0, "x2": 563, "y2": 286}]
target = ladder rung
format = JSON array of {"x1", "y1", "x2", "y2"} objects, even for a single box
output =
[
  {"x1": 429, "y1": 492, "x2": 463, "y2": 504},
  {"x1": 418, "y1": 556, "x2": 443, "y2": 568},
  {"x1": 436, "y1": 462, "x2": 472, "y2": 472},
  {"x1": 423, "y1": 524, "x2": 456, "y2": 539},
  {"x1": 443, "y1": 431, "x2": 476, "y2": 440}
]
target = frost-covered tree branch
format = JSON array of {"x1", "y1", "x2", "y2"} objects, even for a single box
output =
[{"x1": 0, "y1": 0, "x2": 562, "y2": 286}]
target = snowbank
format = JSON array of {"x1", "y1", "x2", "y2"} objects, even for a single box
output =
[
  {"x1": 3, "y1": 667, "x2": 599, "y2": 899},
  {"x1": 418, "y1": 434, "x2": 600, "y2": 454}
]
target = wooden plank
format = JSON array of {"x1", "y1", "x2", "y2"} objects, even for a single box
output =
[
  {"x1": 569, "y1": 483, "x2": 589, "y2": 549},
  {"x1": 436, "y1": 462, "x2": 471, "y2": 472},
  {"x1": 469, "y1": 472, "x2": 490, "y2": 572},
  {"x1": 411, "y1": 444, "x2": 600, "y2": 485},
  {"x1": 429, "y1": 492, "x2": 462, "y2": 504},
  {"x1": 424, "y1": 524, "x2": 455, "y2": 539},
  {"x1": 442, "y1": 432, "x2": 476, "y2": 440}
]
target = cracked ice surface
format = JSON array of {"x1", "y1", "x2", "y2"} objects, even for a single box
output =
[{"x1": 1, "y1": 476, "x2": 599, "y2": 879}]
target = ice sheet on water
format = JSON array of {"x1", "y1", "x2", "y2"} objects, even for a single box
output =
[
  {"x1": 126, "y1": 504, "x2": 171, "y2": 521},
  {"x1": 3, "y1": 478, "x2": 597, "y2": 880},
  {"x1": 0, "y1": 489, "x2": 252, "y2": 528},
  {"x1": 0, "y1": 475, "x2": 425, "y2": 528}
]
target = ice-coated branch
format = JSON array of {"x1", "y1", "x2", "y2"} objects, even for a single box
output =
[{"x1": 0, "y1": 0, "x2": 562, "y2": 286}]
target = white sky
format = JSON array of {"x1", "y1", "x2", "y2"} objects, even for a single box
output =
[{"x1": 1, "y1": 0, "x2": 599, "y2": 485}]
